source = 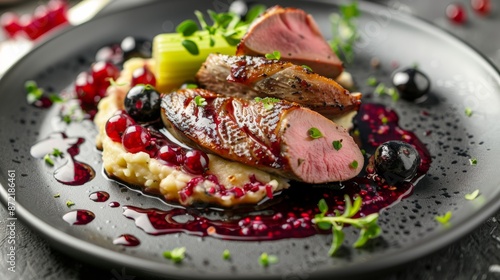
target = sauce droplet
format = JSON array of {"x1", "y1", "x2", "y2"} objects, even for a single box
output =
[
  {"x1": 89, "y1": 191, "x2": 110, "y2": 202},
  {"x1": 113, "y1": 234, "x2": 140, "y2": 246},
  {"x1": 63, "y1": 210, "x2": 95, "y2": 225},
  {"x1": 109, "y1": 201, "x2": 121, "y2": 208}
]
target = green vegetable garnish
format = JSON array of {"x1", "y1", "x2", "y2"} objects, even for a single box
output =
[
  {"x1": 465, "y1": 107, "x2": 473, "y2": 117},
  {"x1": 54, "y1": 193, "x2": 60, "y2": 198},
  {"x1": 332, "y1": 140, "x2": 343, "y2": 151},
  {"x1": 163, "y1": 247, "x2": 186, "y2": 263},
  {"x1": 52, "y1": 148, "x2": 63, "y2": 158},
  {"x1": 349, "y1": 160, "x2": 359, "y2": 169},
  {"x1": 265, "y1": 50, "x2": 281, "y2": 60},
  {"x1": 194, "y1": 95, "x2": 207, "y2": 107},
  {"x1": 435, "y1": 211, "x2": 452, "y2": 225},
  {"x1": 66, "y1": 200, "x2": 75, "y2": 207},
  {"x1": 302, "y1": 65, "x2": 313, "y2": 72},
  {"x1": 49, "y1": 94, "x2": 64, "y2": 103},
  {"x1": 222, "y1": 249, "x2": 231, "y2": 260},
  {"x1": 25, "y1": 80, "x2": 44, "y2": 104},
  {"x1": 465, "y1": 190, "x2": 480, "y2": 200},
  {"x1": 329, "y1": 1, "x2": 360, "y2": 63},
  {"x1": 308, "y1": 127, "x2": 323, "y2": 139},
  {"x1": 176, "y1": 19, "x2": 199, "y2": 36},
  {"x1": 44, "y1": 154, "x2": 54, "y2": 166},
  {"x1": 374, "y1": 83, "x2": 386, "y2": 95},
  {"x1": 258, "y1": 253, "x2": 279, "y2": 267},
  {"x1": 254, "y1": 97, "x2": 280, "y2": 110},
  {"x1": 366, "y1": 76, "x2": 378, "y2": 86},
  {"x1": 313, "y1": 195, "x2": 381, "y2": 256},
  {"x1": 469, "y1": 158, "x2": 477, "y2": 165},
  {"x1": 181, "y1": 39, "x2": 200, "y2": 55}
]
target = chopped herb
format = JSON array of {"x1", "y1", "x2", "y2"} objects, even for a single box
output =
[
  {"x1": 374, "y1": 83, "x2": 386, "y2": 95},
  {"x1": 181, "y1": 39, "x2": 199, "y2": 55},
  {"x1": 308, "y1": 127, "x2": 323, "y2": 139},
  {"x1": 258, "y1": 252, "x2": 279, "y2": 267},
  {"x1": 329, "y1": 1, "x2": 360, "y2": 63},
  {"x1": 222, "y1": 249, "x2": 231, "y2": 260},
  {"x1": 53, "y1": 193, "x2": 60, "y2": 198},
  {"x1": 52, "y1": 148, "x2": 63, "y2": 158},
  {"x1": 254, "y1": 97, "x2": 280, "y2": 110},
  {"x1": 435, "y1": 211, "x2": 452, "y2": 225},
  {"x1": 313, "y1": 195, "x2": 381, "y2": 255},
  {"x1": 302, "y1": 65, "x2": 313, "y2": 72},
  {"x1": 361, "y1": 149, "x2": 366, "y2": 155},
  {"x1": 25, "y1": 80, "x2": 44, "y2": 104},
  {"x1": 66, "y1": 200, "x2": 75, "y2": 207},
  {"x1": 185, "y1": 83, "x2": 198, "y2": 89},
  {"x1": 62, "y1": 115, "x2": 72, "y2": 124},
  {"x1": 49, "y1": 94, "x2": 64, "y2": 103},
  {"x1": 163, "y1": 247, "x2": 186, "y2": 263},
  {"x1": 465, "y1": 189, "x2": 480, "y2": 200},
  {"x1": 265, "y1": 50, "x2": 281, "y2": 60},
  {"x1": 381, "y1": 116, "x2": 388, "y2": 124},
  {"x1": 469, "y1": 158, "x2": 477, "y2": 165},
  {"x1": 465, "y1": 107, "x2": 473, "y2": 117},
  {"x1": 366, "y1": 76, "x2": 378, "y2": 86},
  {"x1": 349, "y1": 160, "x2": 359, "y2": 169},
  {"x1": 194, "y1": 95, "x2": 207, "y2": 107},
  {"x1": 353, "y1": 129, "x2": 360, "y2": 137},
  {"x1": 387, "y1": 87, "x2": 400, "y2": 102},
  {"x1": 332, "y1": 140, "x2": 343, "y2": 151},
  {"x1": 43, "y1": 154, "x2": 55, "y2": 166},
  {"x1": 176, "y1": 19, "x2": 199, "y2": 36}
]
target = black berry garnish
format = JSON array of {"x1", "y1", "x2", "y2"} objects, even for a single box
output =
[
  {"x1": 374, "y1": 141, "x2": 421, "y2": 185},
  {"x1": 391, "y1": 67, "x2": 430, "y2": 101},
  {"x1": 124, "y1": 84, "x2": 161, "y2": 123}
]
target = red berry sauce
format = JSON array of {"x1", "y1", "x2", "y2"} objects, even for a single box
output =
[
  {"x1": 30, "y1": 132, "x2": 95, "y2": 185},
  {"x1": 63, "y1": 210, "x2": 95, "y2": 225},
  {"x1": 446, "y1": 3, "x2": 467, "y2": 24},
  {"x1": 89, "y1": 191, "x2": 110, "y2": 202},
  {"x1": 113, "y1": 234, "x2": 140, "y2": 246}
]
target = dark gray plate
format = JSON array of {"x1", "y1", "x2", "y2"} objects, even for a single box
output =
[{"x1": 1, "y1": 0, "x2": 500, "y2": 279}]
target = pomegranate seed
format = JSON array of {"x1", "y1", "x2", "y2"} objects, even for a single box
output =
[
  {"x1": 122, "y1": 125, "x2": 151, "y2": 153},
  {"x1": 105, "y1": 114, "x2": 135, "y2": 142},
  {"x1": 446, "y1": 3, "x2": 467, "y2": 24},
  {"x1": 471, "y1": 0, "x2": 491, "y2": 15},
  {"x1": 182, "y1": 150, "x2": 209, "y2": 174},
  {"x1": 74, "y1": 71, "x2": 98, "y2": 105},
  {"x1": 33, "y1": 5, "x2": 50, "y2": 34},
  {"x1": 265, "y1": 185, "x2": 273, "y2": 199},
  {"x1": 231, "y1": 187, "x2": 245, "y2": 198},
  {"x1": 47, "y1": 0, "x2": 68, "y2": 26},
  {"x1": 1, "y1": 12, "x2": 22, "y2": 38},
  {"x1": 157, "y1": 145, "x2": 182, "y2": 165},
  {"x1": 131, "y1": 65, "x2": 156, "y2": 87},
  {"x1": 20, "y1": 14, "x2": 43, "y2": 40}
]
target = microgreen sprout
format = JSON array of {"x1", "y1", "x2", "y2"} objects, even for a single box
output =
[
  {"x1": 329, "y1": 1, "x2": 360, "y2": 63},
  {"x1": 66, "y1": 200, "x2": 75, "y2": 207},
  {"x1": 258, "y1": 252, "x2": 279, "y2": 267},
  {"x1": 435, "y1": 211, "x2": 452, "y2": 225},
  {"x1": 25, "y1": 80, "x2": 44, "y2": 104},
  {"x1": 53, "y1": 193, "x2": 60, "y2": 198},
  {"x1": 366, "y1": 76, "x2": 378, "y2": 86},
  {"x1": 222, "y1": 249, "x2": 231, "y2": 260},
  {"x1": 265, "y1": 50, "x2": 281, "y2": 60},
  {"x1": 302, "y1": 65, "x2": 313, "y2": 72},
  {"x1": 313, "y1": 195, "x2": 381, "y2": 256},
  {"x1": 163, "y1": 247, "x2": 186, "y2": 263},
  {"x1": 465, "y1": 107, "x2": 473, "y2": 117},
  {"x1": 254, "y1": 97, "x2": 280, "y2": 110},
  {"x1": 465, "y1": 190, "x2": 480, "y2": 200},
  {"x1": 194, "y1": 95, "x2": 207, "y2": 107},
  {"x1": 469, "y1": 158, "x2": 477, "y2": 166}
]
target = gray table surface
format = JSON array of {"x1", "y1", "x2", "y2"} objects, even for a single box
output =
[{"x1": 1, "y1": 0, "x2": 500, "y2": 279}]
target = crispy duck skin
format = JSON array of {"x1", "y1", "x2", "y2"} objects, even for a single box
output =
[
  {"x1": 195, "y1": 54, "x2": 361, "y2": 119},
  {"x1": 236, "y1": 6, "x2": 344, "y2": 79},
  {"x1": 161, "y1": 88, "x2": 364, "y2": 183}
]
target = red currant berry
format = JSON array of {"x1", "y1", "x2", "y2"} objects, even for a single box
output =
[
  {"x1": 91, "y1": 61, "x2": 120, "y2": 86},
  {"x1": 105, "y1": 114, "x2": 135, "y2": 142},
  {"x1": 183, "y1": 150, "x2": 209, "y2": 174},
  {"x1": 0, "y1": 12, "x2": 22, "y2": 38},
  {"x1": 131, "y1": 65, "x2": 156, "y2": 87},
  {"x1": 157, "y1": 145, "x2": 183, "y2": 165},
  {"x1": 446, "y1": 3, "x2": 467, "y2": 24},
  {"x1": 471, "y1": 0, "x2": 491, "y2": 15},
  {"x1": 75, "y1": 71, "x2": 98, "y2": 105},
  {"x1": 122, "y1": 125, "x2": 151, "y2": 154}
]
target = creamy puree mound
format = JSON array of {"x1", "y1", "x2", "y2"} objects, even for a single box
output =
[{"x1": 94, "y1": 58, "x2": 289, "y2": 207}]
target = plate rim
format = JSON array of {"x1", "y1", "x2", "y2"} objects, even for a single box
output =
[{"x1": 1, "y1": 0, "x2": 500, "y2": 279}]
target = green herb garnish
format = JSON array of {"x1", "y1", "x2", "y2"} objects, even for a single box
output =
[
  {"x1": 302, "y1": 65, "x2": 313, "y2": 72},
  {"x1": 25, "y1": 80, "x2": 44, "y2": 104},
  {"x1": 44, "y1": 154, "x2": 55, "y2": 166},
  {"x1": 265, "y1": 50, "x2": 281, "y2": 60},
  {"x1": 184, "y1": 83, "x2": 199, "y2": 89},
  {"x1": 53, "y1": 193, "x2": 60, "y2": 198},
  {"x1": 307, "y1": 127, "x2": 323, "y2": 139},
  {"x1": 222, "y1": 249, "x2": 231, "y2": 260},
  {"x1": 176, "y1": 6, "x2": 265, "y2": 55},
  {"x1": 465, "y1": 107, "x2": 473, "y2": 117},
  {"x1": 349, "y1": 160, "x2": 359, "y2": 169},
  {"x1": 194, "y1": 95, "x2": 207, "y2": 107},
  {"x1": 465, "y1": 189, "x2": 480, "y2": 200},
  {"x1": 387, "y1": 87, "x2": 400, "y2": 102},
  {"x1": 366, "y1": 76, "x2": 378, "y2": 86},
  {"x1": 52, "y1": 148, "x2": 63, "y2": 158},
  {"x1": 374, "y1": 83, "x2": 386, "y2": 95},
  {"x1": 258, "y1": 252, "x2": 279, "y2": 267},
  {"x1": 469, "y1": 158, "x2": 477, "y2": 166},
  {"x1": 435, "y1": 211, "x2": 452, "y2": 225},
  {"x1": 163, "y1": 247, "x2": 186, "y2": 263},
  {"x1": 313, "y1": 195, "x2": 381, "y2": 256},
  {"x1": 66, "y1": 200, "x2": 75, "y2": 207},
  {"x1": 49, "y1": 94, "x2": 64, "y2": 103},
  {"x1": 332, "y1": 140, "x2": 343, "y2": 151},
  {"x1": 254, "y1": 97, "x2": 280, "y2": 110},
  {"x1": 329, "y1": 1, "x2": 360, "y2": 63}
]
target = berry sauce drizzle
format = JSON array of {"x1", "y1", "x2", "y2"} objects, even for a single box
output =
[
  {"x1": 30, "y1": 132, "x2": 95, "y2": 185},
  {"x1": 63, "y1": 210, "x2": 95, "y2": 225},
  {"x1": 113, "y1": 234, "x2": 141, "y2": 246},
  {"x1": 122, "y1": 103, "x2": 432, "y2": 241},
  {"x1": 89, "y1": 191, "x2": 110, "y2": 202}
]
